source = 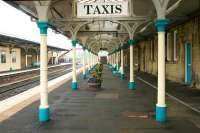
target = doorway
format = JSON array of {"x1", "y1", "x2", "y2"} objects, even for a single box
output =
[{"x1": 185, "y1": 42, "x2": 192, "y2": 84}]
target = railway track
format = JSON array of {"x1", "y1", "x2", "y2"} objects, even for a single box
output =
[{"x1": 0, "y1": 64, "x2": 80, "y2": 101}]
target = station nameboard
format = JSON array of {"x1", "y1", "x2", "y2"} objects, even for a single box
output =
[{"x1": 77, "y1": 1, "x2": 129, "y2": 18}]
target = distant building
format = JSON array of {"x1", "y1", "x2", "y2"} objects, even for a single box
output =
[
  {"x1": 0, "y1": 34, "x2": 69, "y2": 72},
  {"x1": 59, "y1": 49, "x2": 82, "y2": 64}
]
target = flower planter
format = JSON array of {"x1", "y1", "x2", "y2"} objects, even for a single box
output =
[
  {"x1": 88, "y1": 78, "x2": 102, "y2": 89},
  {"x1": 88, "y1": 82, "x2": 101, "y2": 88},
  {"x1": 87, "y1": 63, "x2": 103, "y2": 90}
]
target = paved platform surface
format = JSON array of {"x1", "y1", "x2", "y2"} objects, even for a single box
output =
[
  {"x1": 137, "y1": 72, "x2": 200, "y2": 113},
  {"x1": 0, "y1": 65, "x2": 200, "y2": 133}
]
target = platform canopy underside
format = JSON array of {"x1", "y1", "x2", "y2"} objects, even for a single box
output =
[{"x1": 5, "y1": 0, "x2": 200, "y2": 54}]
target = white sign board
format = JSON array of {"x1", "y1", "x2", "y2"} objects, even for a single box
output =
[{"x1": 77, "y1": 1, "x2": 129, "y2": 18}]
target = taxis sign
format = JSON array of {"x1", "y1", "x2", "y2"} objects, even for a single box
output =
[{"x1": 77, "y1": 1, "x2": 129, "y2": 18}]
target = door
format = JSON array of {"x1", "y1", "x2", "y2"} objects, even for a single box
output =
[
  {"x1": 138, "y1": 47, "x2": 141, "y2": 71},
  {"x1": 185, "y1": 42, "x2": 192, "y2": 84},
  {"x1": 143, "y1": 47, "x2": 146, "y2": 72},
  {"x1": 27, "y1": 55, "x2": 33, "y2": 67}
]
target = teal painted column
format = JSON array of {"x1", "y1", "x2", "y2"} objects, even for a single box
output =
[
  {"x1": 88, "y1": 51, "x2": 92, "y2": 71},
  {"x1": 111, "y1": 54, "x2": 113, "y2": 69},
  {"x1": 113, "y1": 52, "x2": 116, "y2": 70},
  {"x1": 112, "y1": 51, "x2": 117, "y2": 75},
  {"x1": 116, "y1": 51, "x2": 119, "y2": 73},
  {"x1": 71, "y1": 40, "x2": 78, "y2": 90},
  {"x1": 120, "y1": 47, "x2": 125, "y2": 79},
  {"x1": 82, "y1": 46, "x2": 87, "y2": 79},
  {"x1": 112, "y1": 53, "x2": 115, "y2": 69},
  {"x1": 128, "y1": 39, "x2": 136, "y2": 90},
  {"x1": 155, "y1": 19, "x2": 169, "y2": 123},
  {"x1": 116, "y1": 50, "x2": 120, "y2": 74},
  {"x1": 37, "y1": 21, "x2": 50, "y2": 123}
]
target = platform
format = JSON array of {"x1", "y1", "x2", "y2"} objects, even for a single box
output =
[
  {"x1": 136, "y1": 72, "x2": 200, "y2": 114},
  {"x1": 0, "y1": 65, "x2": 200, "y2": 133}
]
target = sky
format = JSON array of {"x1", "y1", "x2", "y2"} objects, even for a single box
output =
[
  {"x1": 0, "y1": 0, "x2": 74, "y2": 50},
  {"x1": 0, "y1": 0, "x2": 109, "y2": 56}
]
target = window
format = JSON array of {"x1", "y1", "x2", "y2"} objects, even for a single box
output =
[
  {"x1": 154, "y1": 37, "x2": 158, "y2": 58},
  {"x1": 150, "y1": 39, "x2": 155, "y2": 61},
  {"x1": 0, "y1": 51, "x2": 6, "y2": 63},
  {"x1": 173, "y1": 30, "x2": 178, "y2": 61},
  {"x1": 12, "y1": 51, "x2": 16, "y2": 63},
  {"x1": 166, "y1": 33, "x2": 171, "y2": 61},
  {"x1": 150, "y1": 40, "x2": 152, "y2": 60}
]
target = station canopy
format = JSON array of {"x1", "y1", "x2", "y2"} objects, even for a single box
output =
[{"x1": 5, "y1": 0, "x2": 200, "y2": 54}]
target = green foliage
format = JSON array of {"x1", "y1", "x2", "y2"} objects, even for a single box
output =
[{"x1": 90, "y1": 63, "x2": 103, "y2": 82}]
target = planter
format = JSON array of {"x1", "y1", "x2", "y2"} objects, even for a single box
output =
[
  {"x1": 87, "y1": 63, "x2": 103, "y2": 90},
  {"x1": 88, "y1": 78, "x2": 102, "y2": 89},
  {"x1": 88, "y1": 82, "x2": 101, "y2": 88}
]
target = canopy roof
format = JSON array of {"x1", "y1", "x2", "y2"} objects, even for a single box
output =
[
  {"x1": 0, "y1": 34, "x2": 68, "y2": 51},
  {"x1": 5, "y1": 0, "x2": 200, "y2": 54}
]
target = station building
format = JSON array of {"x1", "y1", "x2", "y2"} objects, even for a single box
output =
[
  {"x1": 0, "y1": 34, "x2": 67, "y2": 72},
  {"x1": 135, "y1": 15, "x2": 200, "y2": 89},
  {"x1": 1, "y1": 0, "x2": 200, "y2": 130}
]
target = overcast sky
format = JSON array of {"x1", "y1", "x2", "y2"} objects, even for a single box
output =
[
  {"x1": 0, "y1": 0, "x2": 74, "y2": 50},
  {"x1": 0, "y1": 0, "x2": 109, "y2": 56}
]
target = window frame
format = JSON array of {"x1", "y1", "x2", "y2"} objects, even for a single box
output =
[
  {"x1": 151, "y1": 39, "x2": 155, "y2": 62},
  {"x1": 166, "y1": 33, "x2": 171, "y2": 61},
  {"x1": 0, "y1": 50, "x2": 7, "y2": 64},
  {"x1": 173, "y1": 30, "x2": 178, "y2": 62},
  {"x1": 11, "y1": 50, "x2": 17, "y2": 63}
]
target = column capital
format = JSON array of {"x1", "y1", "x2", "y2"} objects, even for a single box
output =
[
  {"x1": 117, "y1": 48, "x2": 120, "y2": 52},
  {"x1": 71, "y1": 39, "x2": 78, "y2": 47},
  {"x1": 82, "y1": 46, "x2": 86, "y2": 50},
  {"x1": 121, "y1": 45, "x2": 127, "y2": 50},
  {"x1": 155, "y1": 19, "x2": 169, "y2": 32},
  {"x1": 128, "y1": 39, "x2": 137, "y2": 46},
  {"x1": 37, "y1": 21, "x2": 48, "y2": 34}
]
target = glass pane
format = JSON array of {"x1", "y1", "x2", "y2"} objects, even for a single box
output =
[
  {"x1": 1, "y1": 51, "x2": 6, "y2": 63},
  {"x1": 12, "y1": 51, "x2": 16, "y2": 63}
]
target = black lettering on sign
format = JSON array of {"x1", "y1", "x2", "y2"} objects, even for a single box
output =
[
  {"x1": 93, "y1": 6, "x2": 101, "y2": 14},
  {"x1": 83, "y1": 4, "x2": 123, "y2": 15},
  {"x1": 84, "y1": 5, "x2": 93, "y2": 15},
  {"x1": 110, "y1": 5, "x2": 114, "y2": 14},
  {"x1": 115, "y1": 5, "x2": 122, "y2": 14},
  {"x1": 102, "y1": 5, "x2": 110, "y2": 14}
]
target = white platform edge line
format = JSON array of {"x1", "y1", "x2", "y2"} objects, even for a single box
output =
[
  {"x1": 0, "y1": 66, "x2": 87, "y2": 114},
  {"x1": 136, "y1": 76, "x2": 200, "y2": 114},
  {"x1": 0, "y1": 63, "x2": 72, "y2": 77}
]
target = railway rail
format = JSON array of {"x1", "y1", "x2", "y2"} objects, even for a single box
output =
[{"x1": 0, "y1": 64, "x2": 80, "y2": 101}]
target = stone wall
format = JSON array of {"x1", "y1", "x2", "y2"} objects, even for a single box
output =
[{"x1": 136, "y1": 16, "x2": 200, "y2": 89}]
